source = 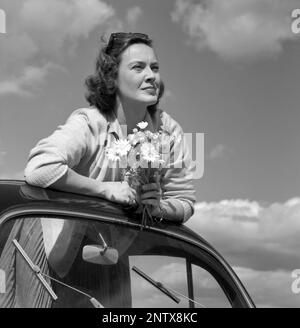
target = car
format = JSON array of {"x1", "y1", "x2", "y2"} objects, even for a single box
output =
[{"x1": 0, "y1": 179, "x2": 255, "y2": 308}]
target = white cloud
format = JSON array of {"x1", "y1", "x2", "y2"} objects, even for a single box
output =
[
  {"x1": 19, "y1": 0, "x2": 114, "y2": 52},
  {"x1": 0, "y1": 34, "x2": 39, "y2": 72},
  {"x1": 0, "y1": 63, "x2": 62, "y2": 97},
  {"x1": 194, "y1": 198, "x2": 262, "y2": 217},
  {"x1": 0, "y1": 0, "x2": 115, "y2": 60},
  {"x1": 0, "y1": 0, "x2": 116, "y2": 96},
  {"x1": 208, "y1": 144, "x2": 230, "y2": 160},
  {"x1": 126, "y1": 6, "x2": 143, "y2": 29},
  {"x1": 99, "y1": 6, "x2": 143, "y2": 40},
  {"x1": 234, "y1": 267, "x2": 300, "y2": 307},
  {"x1": 188, "y1": 198, "x2": 300, "y2": 270},
  {"x1": 102, "y1": 19, "x2": 125, "y2": 40},
  {"x1": 171, "y1": 0, "x2": 300, "y2": 62},
  {"x1": 186, "y1": 197, "x2": 300, "y2": 307},
  {"x1": 20, "y1": 0, "x2": 114, "y2": 50}
]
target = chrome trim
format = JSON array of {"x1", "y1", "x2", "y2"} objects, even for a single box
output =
[{"x1": 0, "y1": 206, "x2": 255, "y2": 308}]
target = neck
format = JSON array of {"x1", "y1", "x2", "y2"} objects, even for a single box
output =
[{"x1": 117, "y1": 97, "x2": 148, "y2": 133}]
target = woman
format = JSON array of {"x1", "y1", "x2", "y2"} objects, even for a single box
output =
[{"x1": 25, "y1": 32, "x2": 196, "y2": 223}]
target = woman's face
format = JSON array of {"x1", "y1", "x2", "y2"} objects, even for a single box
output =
[{"x1": 116, "y1": 43, "x2": 161, "y2": 107}]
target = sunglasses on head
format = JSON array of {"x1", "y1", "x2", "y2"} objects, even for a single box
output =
[{"x1": 106, "y1": 32, "x2": 151, "y2": 54}]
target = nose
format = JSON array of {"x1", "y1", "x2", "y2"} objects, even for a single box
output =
[{"x1": 144, "y1": 67, "x2": 156, "y2": 82}]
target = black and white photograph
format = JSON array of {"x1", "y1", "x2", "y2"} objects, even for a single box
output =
[{"x1": 0, "y1": 0, "x2": 300, "y2": 310}]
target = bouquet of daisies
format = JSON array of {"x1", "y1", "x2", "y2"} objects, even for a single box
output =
[{"x1": 106, "y1": 121, "x2": 176, "y2": 228}]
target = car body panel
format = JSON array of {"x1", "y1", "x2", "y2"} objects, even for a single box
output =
[{"x1": 0, "y1": 180, "x2": 255, "y2": 308}]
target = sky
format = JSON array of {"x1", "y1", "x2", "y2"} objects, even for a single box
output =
[{"x1": 0, "y1": 0, "x2": 300, "y2": 307}]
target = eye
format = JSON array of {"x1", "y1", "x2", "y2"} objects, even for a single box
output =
[
  {"x1": 132, "y1": 64, "x2": 143, "y2": 71},
  {"x1": 151, "y1": 65, "x2": 159, "y2": 72}
]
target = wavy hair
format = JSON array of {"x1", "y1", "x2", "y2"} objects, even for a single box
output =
[{"x1": 84, "y1": 33, "x2": 164, "y2": 114}]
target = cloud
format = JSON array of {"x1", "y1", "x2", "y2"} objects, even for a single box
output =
[
  {"x1": 18, "y1": 0, "x2": 114, "y2": 53},
  {"x1": 0, "y1": 63, "x2": 63, "y2": 97},
  {"x1": 171, "y1": 0, "x2": 299, "y2": 62},
  {"x1": 126, "y1": 7, "x2": 143, "y2": 29},
  {"x1": 185, "y1": 197, "x2": 300, "y2": 306},
  {"x1": 101, "y1": 19, "x2": 124, "y2": 40},
  {"x1": 234, "y1": 267, "x2": 300, "y2": 307},
  {"x1": 208, "y1": 144, "x2": 230, "y2": 160},
  {"x1": 0, "y1": 34, "x2": 39, "y2": 73},
  {"x1": 0, "y1": 0, "x2": 115, "y2": 60},
  {"x1": 187, "y1": 198, "x2": 300, "y2": 271},
  {"x1": 103, "y1": 6, "x2": 143, "y2": 39},
  {"x1": 0, "y1": 0, "x2": 115, "y2": 96}
]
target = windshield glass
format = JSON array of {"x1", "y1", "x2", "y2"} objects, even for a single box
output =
[{"x1": 0, "y1": 216, "x2": 238, "y2": 308}]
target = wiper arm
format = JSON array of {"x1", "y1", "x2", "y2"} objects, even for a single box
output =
[
  {"x1": 132, "y1": 265, "x2": 180, "y2": 304},
  {"x1": 40, "y1": 272, "x2": 103, "y2": 308},
  {"x1": 12, "y1": 239, "x2": 103, "y2": 308}
]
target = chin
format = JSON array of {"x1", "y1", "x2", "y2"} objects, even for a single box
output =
[{"x1": 139, "y1": 95, "x2": 158, "y2": 106}]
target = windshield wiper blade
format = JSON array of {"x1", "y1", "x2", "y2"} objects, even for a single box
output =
[
  {"x1": 132, "y1": 265, "x2": 180, "y2": 304},
  {"x1": 13, "y1": 239, "x2": 58, "y2": 301},
  {"x1": 12, "y1": 239, "x2": 104, "y2": 308},
  {"x1": 132, "y1": 265, "x2": 206, "y2": 308}
]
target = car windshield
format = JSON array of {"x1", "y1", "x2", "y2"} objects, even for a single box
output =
[{"x1": 0, "y1": 216, "x2": 240, "y2": 308}]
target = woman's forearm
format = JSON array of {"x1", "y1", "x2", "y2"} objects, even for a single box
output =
[
  {"x1": 49, "y1": 168, "x2": 108, "y2": 198},
  {"x1": 150, "y1": 199, "x2": 185, "y2": 223}
]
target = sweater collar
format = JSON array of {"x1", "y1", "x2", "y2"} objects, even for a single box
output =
[{"x1": 106, "y1": 104, "x2": 164, "y2": 140}]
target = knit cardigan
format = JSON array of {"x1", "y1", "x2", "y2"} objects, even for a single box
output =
[{"x1": 24, "y1": 107, "x2": 196, "y2": 222}]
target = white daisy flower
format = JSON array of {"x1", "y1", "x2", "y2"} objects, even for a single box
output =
[
  {"x1": 128, "y1": 133, "x2": 135, "y2": 143},
  {"x1": 140, "y1": 142, "x2": 160, "y2": 163},
  {"x1": 136, "y1": 131, "x2": 147, "y2": 143},
  {"x1": 137, "y1": 121, "x2": 148, "y2": 129},
  {"x1": 152, "y1": 133, "x2": 159, "y2": 140},
  {"x1": 144, "y1": 130, "x2": 152, "y2": 139},
  {"x1": 106, "y1": 148, "x2": 120, "y2": 161},
  {"x1": 114, "y1": 139, "x2": 131, "y2": 156}
]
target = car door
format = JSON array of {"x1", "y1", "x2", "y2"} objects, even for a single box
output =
[{"x1": 0, "y1": 212, "x2": 252, "y2": 308}]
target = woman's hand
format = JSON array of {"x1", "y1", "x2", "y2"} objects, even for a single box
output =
[
  {"x1": 140, "y1": 174, "x2": 162, "y2": 217},
  {"x1": 103, "y1": 181, "x2": 138, "y2": 205}
]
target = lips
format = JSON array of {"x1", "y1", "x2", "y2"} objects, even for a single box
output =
[{"x1": 142, "y1": 86, "x2": 156, "y2": 91}]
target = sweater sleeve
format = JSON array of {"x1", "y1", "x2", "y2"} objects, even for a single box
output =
[
  {"x1": 160, "y1": 121, "x2": 196, "y2": 223},
  {"x1": 24, "y1": 109, "x2": 95, "y2": 188}
]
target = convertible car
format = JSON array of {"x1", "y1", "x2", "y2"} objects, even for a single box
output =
[{"x1": 0, "y1": 180, "x2": 255, "y2": 308}]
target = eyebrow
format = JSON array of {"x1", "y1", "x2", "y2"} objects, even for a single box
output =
[{"x1": 128, "y1": 60, "x2": 159, "y2": 66}]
